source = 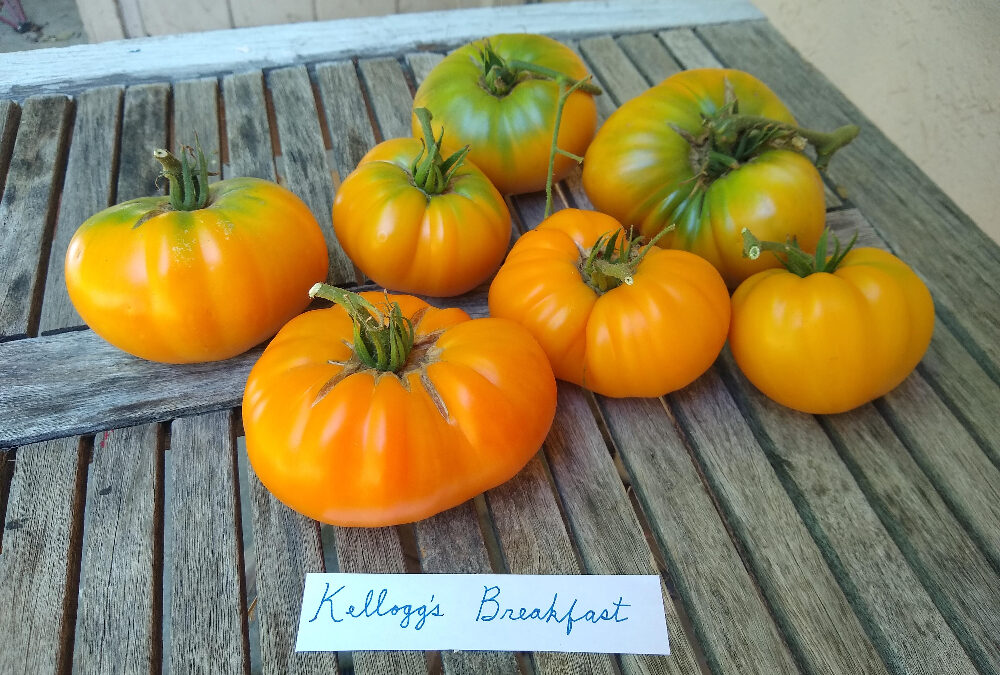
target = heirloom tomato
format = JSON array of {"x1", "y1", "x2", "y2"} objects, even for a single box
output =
[
  {"x1": 412, "y1": 33, "x2": 599, "y2": 195},
  {"x1": 488, "y1": 209, "x2": 730, "y2": 398},
  {"x1": 582, "y1": 68, "x2": 859, "y2": 288},
  {"x1": 729, "y1": 229, "x2": 934, "y2": 414},
  {"x1": 333, "y1": 109, "x2": 510, "y2": 297},
  {"x1": 65, "y1": 146, "x2": 328, "y2": 363},
  {"x1": 243, "y1": 285, "x2": 557, "y2": 527}
]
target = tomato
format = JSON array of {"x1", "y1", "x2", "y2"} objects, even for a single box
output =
[
  {"x1": 243, "y1": 286, "x2": 556, "y2": 527},
  {"x1": 412, "y1": 33, "x2": 599, "y2": 195},
  {"x1": 65, "y1": 147, "x2": 328, "y2": 363},
  {"x1": 488, "y1": 209, "x2": 730, "y2": 398},
  {"x1": 729, "y1": 230, "x2": 934, "y2": 414},
  {"x1": 582, "y1": 68, "x2": 858, "y2": 288},
  {"x1": 333, "y1": 109, "x2": 510, "y2": 297}
]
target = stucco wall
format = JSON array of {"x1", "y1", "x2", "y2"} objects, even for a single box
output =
[{"x1": 752, "y1": 0, "x2": 1000, "y2": 244}]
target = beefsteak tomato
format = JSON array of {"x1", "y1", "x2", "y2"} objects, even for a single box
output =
[
  {"x1": 243, "y1": 285, "x2": 557, "y2": 527},
  {"x1": 65, "y1": 146, "x2": 328, "y2": 363},
  {"x1": 582, "y1": 68, "x2": 858, "y2": 288},
  {"x1": 729, "y1": 229, "x2": 934, "y2": 414},
  {"x1": 488, "y1": 209, "x2": 730, "y2": 398},
  {"x1": 412, "y1": 33, "x2": 599, "y2": 195}
]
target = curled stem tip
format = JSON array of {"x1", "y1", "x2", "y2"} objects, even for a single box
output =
[
  {"x1": 153, "y1": 139, "x2": 211, "y2": 211},
  {"x1": 741, "y1": 227, "x2": 858, "y2": 277},
  {"x1": 410, "y1": 107, "x2": 469, "y2": 195}
]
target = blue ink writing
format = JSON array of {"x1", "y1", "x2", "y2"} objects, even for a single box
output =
[
  {"x1": 476, "y1": 585, "x2": 630, "y2": 636},
  {"x1": 315, "y1": 585, "x2": 444, "y2": 631},
  {"x1": 309, "y1": 583, "x2": 346, "y2": 623}
]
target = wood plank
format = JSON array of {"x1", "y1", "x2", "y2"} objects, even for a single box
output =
[
  {"x1": 314, "y1": 0, "x2": 395, "y2": 20},
  {"x1": 75, "y1": 0, "x2": 126, "y2": 41},
  {"x1": 315, "y1": 61, "x2": 378, "y2": 183},
  {"x1": 598, "y1": 396, "x2": 799, "y2": 675},
  {"x1": 266, "y1": 66, "x2": 354, "y2": 285},
  {"x1": 0, "y1": 99, "x2": 20, "y2": 194},
  {"x1": 73, "y1": 423, "x2": 161, "y2": 674},
  {"x1": 0, "y1": 1, "x2": 765, "y2": 98},
  {"x1": 137, "y1": 0, "x2": 230, "y2": 36},
  {"x1": 39, "y1": 85, "x2": 123, "y2": 334},
  {"x1": 697, "y1": 21, "x2": 1000, "y2": 378},
  {"x1": 822, "y1": 406, "x2": 1000, "y2": 673},
  {"x1": 116, "y1": 82, "x2": 169, "y2": 202},
  {"x1": 0, "y1": 436, "x2": 85, "y2": 674},
  {"x1": 485, "y1": 454, "x2": 617, "y2": 675},
  {"x1": 0, "y1": 95, "x2": 72, "y2": 339},
  {"x1": 118, "y1": 0, "x2": 147, "y2": 38},
  {"x1": 715, "y1": 353, "x2": 978, "y2": 675},
  {"x1": 616, "y1": 32, "x2": 683, "y2": 85},
  {"x1": 358, "y1": 58, "x2": 415, "y2": 139},
  {"x1": 230, "y1": 0, "x2": 312, "y2": 28},
  {"x1": 0, "y1": 327, "x2": 261, "y2": 448},
  {"x1": 544, "y1": 384, "x2": 700, "y2": 675},
  {"x1": 668, "y1": 373, "x2": 888, "y2": 674},
  {"x1": 168, "y1": 411, "x2": 249, "y2": 674},
  {"x1": 173, "y1": 77, "x2": 222, "y2": 181},
  {"x1": 222, "y1": 70, "x2": 278, "y2": 181}
]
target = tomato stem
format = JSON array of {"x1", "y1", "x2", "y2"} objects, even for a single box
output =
[
  {"x1": 309, "y1": 283, "x2": 415, "y2": 373},
  {"x1": 581, "y1": 225, "x2": 674, "y2": 293},
  {"x1": 478, "y1": 41, "x2": 603, "y2": 97},
  {"x1": 411, "y1": 108, "x2": 470, "y2": 196},
  {"x1": 716, "y1": 115, "x2": 859, "y2": 171},
  {"x1": 152, "y1": 140, "x2": 211, "y2": 211},
  {"x1": 543, "y1": 74, "x2": 595, "y2": 218},
  {"x1": 742, "y1": 227, "x2": 858, "y2": 277}
]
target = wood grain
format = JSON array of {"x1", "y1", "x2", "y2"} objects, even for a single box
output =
[
  {"x1": 598, "y1": 395, "x2": 798, "y2": 675},
  {"x1": 137, "y1": 0, "x2": 230, "y2": 36},
  {"x1": 230, "y1": 0, "x2": 312, "y2": 28},
  {"x1": 669, "y1": 372, "x2": 888, "y2": 674},
  {"x1": 173, "y1": 77, "x2": 222, "y2": 180},
  {"x1": 39, "y1": 85, "x2": 122, "y2": 334},
  {"x1": 358, "y1": 58, "x2": 417, "y2": 139},
  {"x1": 0, "y1": 95, "x2": 72, "y2": 339},
  {"x1": 222, "y1": 70, "x2": 278, "y2": 181},
  {"x1": 75, "y1": 0, "x2": 126, "y2": 42},
  {"x1": 0, "y1": 99, "x2": 20, "y2": 194},
  {"x1": 116, "y1": 82, "x2": 169, "y2": 202},
  {"x1": 0, "y1": 436, "x2": 85, "y2": 674},
  {"x1": 168, "y1": 411, "x2": 250, "y2": 674},
  {"x1": 266, "y1": 66, "x2": 354, "y2": 285},
  {"x1": 315, "y1": 62, "x2": 378, "y2": 184},
  {"x1": 73, "y1": 423, "x2": 161, "y2": 674}
]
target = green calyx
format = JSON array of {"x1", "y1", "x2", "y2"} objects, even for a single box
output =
[
  {"x1": 152, "y1": 141, "x2": 212, "y2": 211},
  {"x1": 581, "y1": 225, "x2": 673, "y2": 293},
  {"x1": 410, "y1": 108, "x2": 470, "y2": 196},
  {"x1": 672, "y1": 79, "x2": 859, "y2": 184},
  {"x1": 309, "y1": 283, "x2": 415, "y2": 373},
  {"x1": 478, "y1": 40, "x2": 603, "y2": 98},
  {"x1": 742, "y1": 227, "x2": 858, "y2": 277}
]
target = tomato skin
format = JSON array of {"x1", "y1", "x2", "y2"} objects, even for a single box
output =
[
  {"x1": 65, "y1": 177, "x2": 328, "y2": 363},
  {"x1": 488, "y1": 209, "x2": 730, "y2": 398},
  {"x1": 243, "y1": 293, "x2": 556, "y2": 527},
  {"x1": 412, "y1": 33, "x2": 597, "y2": 195},
  {"x1": 333, "y1": 138, "x2": 510, "y2": 297},
  {"x1": 729, "y1": 248, "x2": 934, "y2": 414},
  {"x1": 582, "y1": 68, "x2": 825, "y2": 288}
]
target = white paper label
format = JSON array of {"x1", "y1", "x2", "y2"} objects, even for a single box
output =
[{"x1": 295, "y1": 573, "x2": 669, "y2": 654}]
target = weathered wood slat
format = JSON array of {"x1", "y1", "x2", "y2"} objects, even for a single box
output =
[
  {"x1": 669, "y1": 372, "x2": 888, "y2": 674},
  {"x1": 0, "y1": 436, "x2": 85, "y2": 674},
  {"x1": 39, "y1": 86, "x2": 122, "y2": 334},
  {"x1": 168, "y1": 411, "x2": 250, "y2": 674},
  {"x1": 73, "y1": 423, "x2": 161, "y2": 674},
  {"x1": 697, "y1": 21, "x2": 1000, "y2": 379},
  {"x1": 116, "y1": 83, "x2": 169, "y2": 202},
  {"x1": 598, "y1": 396, "x2": 799, "y2": 675},
  {"x1": 136, "y1": 0, "x2": 230, "y2": 37},
  {"x1": 358, "y1": 58, "x2": 417, "y2": 140},
  {"x1": 0, "y1": 95, "x2": 72, "y2": 339},
  {"x1": 315, "y1": 62, "x2": 378, "y2": 183},
  {"x1": 173, "y1": 77, "x2": 222, "y2": 180},
  {"x1": 230, "y1": 0, "x2": 312, "y2": 29},
  {"x1": 0, "y1": 99, "x2": 20, "y2": 196},
  {"x1": 716, "y1": 352, "x2": 978, "y2": 675},
  {"x1": 544, "y1": 384, "x2": 700, "y2": 675},
  {"x1": 266, "y1": 66, "x2": 354, "y2": 285},
  {"x1": 222, "y1": 71, "x2": 278, "y2": 181}
]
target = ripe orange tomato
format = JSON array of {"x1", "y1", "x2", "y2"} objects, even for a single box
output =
[
  {"x1": 488, "y1": 209, "x2": 730, "y2": 398},
  {"x1": 412, "y1": 34, "x2": 598, "y2": 195},
  {"x1": 243, "y1": 287, "x2": 557, "y2": 527},
  {"x1": 730, "y1": 233, "x2": 934, "y2": 414},
  {"x1": 333, "y1": 110, "x2": 510, "y2": 297},
  {"x1": 66, "y1": 149, "x2": 328, "y2": 363}
]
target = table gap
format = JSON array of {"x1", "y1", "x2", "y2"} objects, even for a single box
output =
[
  {"x1": 234, "y1": 434, "x2": 263, "y2": 675},
  {"x1": 227, "y1": 412, "x2": 254, "y2": 675},
  {"x1": 61, "y1": 436, "x2": 92, "y2": 673},
  {"x1": 0, "y1": 101, "x2": 21, "y2": 198},
  {"x1": 0, "y1": 448, "x2": 12, "y2": 554}
]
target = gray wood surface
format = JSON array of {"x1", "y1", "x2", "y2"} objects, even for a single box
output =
[
  {"x1": 0, "y1": 100, "x2": 21, "y2": 210},
  {"x1": 669, "y1": 372, "x2": 888, "y2": 674},
  {"x1": 73, "y1": 423, "x2": 161, "y2": 674},
  {"x1": 0, "y1": 327, "x2": 260, "y2": 447},
  {"x1": 315, "y1": 61, "x2": 378, "y2": 184},
  {"x1": 39, "y1": 85, "x2": 122, "y2": 334},
  {"x1": 0, "y1": 436, "x2": 84, "y2": 674},
  {"x1": 359, "y1": 58, "x2": 416, "y2": 140},
  {"x1": 266, "y1": 65, "x2": 354, "y2": 285},
  {"x1": 598, "y1": 395, "x2": 799, "y2": 675},
  {"x1": 168, "y1": 411, "x2": 250, "y2": 674},
  {"x1": 0, "y1": 95, "x2": 72, "y2": 338},
  {"x1": 116, "y1": 82, "x2": 169, "y2": 202},
  {"x1": 173, "y1": 77, "x2": 222, "y2": 181},
  {"x1": 222, "y1": 71, "x2": 278, "y2": 181}
]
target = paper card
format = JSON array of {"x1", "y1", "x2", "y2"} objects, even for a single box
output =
[{"x1": 296, "y1": 573, "x2": 669, "y2": 654}]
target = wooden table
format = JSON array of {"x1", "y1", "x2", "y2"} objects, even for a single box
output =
[{"x1": 2, "y1": 2, "x2": 999, "y2": 673}]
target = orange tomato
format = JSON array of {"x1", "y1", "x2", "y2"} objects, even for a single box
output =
[
  {"x1": 243, "y1": 289, "x2": 556, "y2": 527},
  {"x1": 488, "y1": 209, "x2": 731, "y2": 398},
  {"x1": 65, "y1": 173, "x2": 328, "y2": 363},
  {"x1": 730, "y1": 244, "x2": 934, "y2": 414}
]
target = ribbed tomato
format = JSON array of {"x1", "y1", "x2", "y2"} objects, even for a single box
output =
[
  {"x1": 65, "y1": 147, "x2": 328, "y2": 363},
  {"x1": 488, "y1": 209, "x2": 730, "y2": 398},
  {"x1": 243, "y1": 286, "x2": 557, "y2": 527}
]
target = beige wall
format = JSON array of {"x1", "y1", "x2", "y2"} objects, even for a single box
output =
[{"x1": 752, "y1": 0, "x2": 1000, "y2": 244}]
